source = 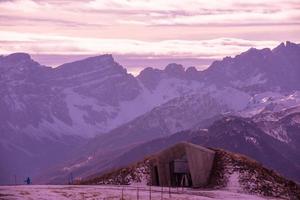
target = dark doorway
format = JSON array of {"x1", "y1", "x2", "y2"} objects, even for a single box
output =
[
  {"x1": 169, "y1": 157, "x2": 192, "y2": 187},
  {"x1": 152, "y1": 166, "x2": 160, "y2": 186}
]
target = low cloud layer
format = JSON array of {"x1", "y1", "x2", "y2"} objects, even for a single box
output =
[{"x1": 0, "y1": 31, "x2": 279, "y2": 58}]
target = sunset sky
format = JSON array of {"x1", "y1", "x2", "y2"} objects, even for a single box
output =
[{"x1": 0, "y1": 0, "x2": 299, "y2": 74}]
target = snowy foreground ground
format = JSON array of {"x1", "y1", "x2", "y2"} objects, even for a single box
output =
[{"x1": 0, "y1": 185, "x2": 280, "y2": 200}]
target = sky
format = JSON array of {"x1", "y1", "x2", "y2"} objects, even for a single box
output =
[{"x1": 0, "y1": 0, "x2": 299, "y2": 75}]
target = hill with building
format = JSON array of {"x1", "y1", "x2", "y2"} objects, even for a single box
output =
[{"x1": 80, "y1": 143, "x2": 300, "y2": 200}]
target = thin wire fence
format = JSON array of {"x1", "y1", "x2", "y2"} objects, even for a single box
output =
[
  {"x1": 92, "y1": 184, "x2": 190, "y2": 200},
  {"x1": 2, "y1": 184, "x2": 203, "y2": 200}
]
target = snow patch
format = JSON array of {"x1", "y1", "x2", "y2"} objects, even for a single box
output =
[
  {"x1": 245, "y1": 136, "x2": 259, "y2": 145},
  {"x1": 291, "y1": 115, "x2": 300, "y2": 124},
  {"x1": 63, "y1": 156, "x2": 94, "y2": 172},
  {"x1": 263, "y1": 125, "x2": 291, "y2": 143},
  {"x1": 226, "y1": 172, "x2": 242, "y2": 192}
]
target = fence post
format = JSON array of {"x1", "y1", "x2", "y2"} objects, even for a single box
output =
[
  {"x1": 121, "y1": 187, "x2": 124, "y2": 200},
  {"x1": 161, "y1": 186, "x2": 163, "y2": 200},
  {"x1": 137, "y1": 186, "x2": 139, "y2": 200},
  {"x1": 149, "y1": 185, "x2": 151, "y2": 200},
  {"x1": 169, "y1": 186, "x2": 171, "y2": 198}
]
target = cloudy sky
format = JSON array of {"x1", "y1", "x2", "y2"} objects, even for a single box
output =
[{"x1": 0, "y1": 0, "x2": 299, "y2": 74}]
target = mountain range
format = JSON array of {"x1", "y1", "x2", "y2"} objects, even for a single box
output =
[{"x1": 0, "y1": 41, "x2": 300, "y2": 185}]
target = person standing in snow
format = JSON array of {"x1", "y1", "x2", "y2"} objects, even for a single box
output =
[{"x1": 24, "y1": 177, "x2": 31, "y2": 185}]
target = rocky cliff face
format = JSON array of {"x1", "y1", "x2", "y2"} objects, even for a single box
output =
[{"x1": 0, "y1": 54, "x2": 143, "y2": 184}]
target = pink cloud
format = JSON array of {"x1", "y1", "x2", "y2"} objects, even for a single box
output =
[{"x1": 0, "y1": 0, "x2": 299, "y2": 57}]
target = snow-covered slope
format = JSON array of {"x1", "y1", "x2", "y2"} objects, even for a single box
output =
[
  {"x1": 252, "y1": 105, "x2": 300, "y2": 145},
  {"x1": 238, "y1": 91, "x2": 300, "y2": 117},
  {"x1": 0, "y1": 185, "x2": 281, "y2": 200}
]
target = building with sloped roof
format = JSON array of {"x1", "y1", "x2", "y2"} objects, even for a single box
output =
[{"x1": 150, "y1": 142, "x2": 215, "y2": 188}]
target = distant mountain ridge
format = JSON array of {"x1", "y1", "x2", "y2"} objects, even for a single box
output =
[
  {"x1": 138, "y1": 41, "x2": 300, "y2": 93},
  {"x1": 201, "y1": 41, "x2": 300, "y2": 92}
]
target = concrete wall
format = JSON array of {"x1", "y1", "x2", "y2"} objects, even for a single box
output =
[
  {"x1": 151, "y1": 143, "x2": 186, "y2": 186},
  {"x1": 150, "y1": 142, "x2": 215, "y2": 188},
  {"x1": 185, "y1": 143, "x2": 215, "y2": 187}
]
